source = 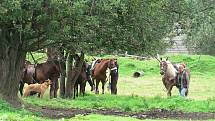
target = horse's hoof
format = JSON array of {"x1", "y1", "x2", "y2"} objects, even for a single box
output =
[
  {"x1": 91, "y1": 86, "x2": 95, "y2": 91},
  {"x1": 95, "y1": 91, "x2": 99, "y2": 94}
]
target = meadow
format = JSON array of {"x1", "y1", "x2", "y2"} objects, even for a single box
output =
[{"x1": 1, "y1": 54, "x2": 215, "y2": 120}]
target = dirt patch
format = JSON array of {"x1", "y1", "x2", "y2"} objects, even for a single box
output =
[{"x1": 26, "y1": 106, "x2": 215, "y2": 120}]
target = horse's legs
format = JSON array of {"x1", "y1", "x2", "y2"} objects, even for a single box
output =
[
  {"x1": 73, "y1": 84, "x2": 76, "y2": 99},
  {"x1": 54, "y1": 79, "x2": 59, "y2": 98},
  {"x1": 167, "y1": 80, "x2": 175, "y2": 96},
  {"x1": 50, "y1": 83, "x2": 54, "y2": 99},
  {"x1": 80, "y1": 82, "x2": 86, "y2": 96},
  {"x1": 162, "y1": 77, "x2": 172, "y2": 96},
  {"x1": 83, "y1": 82, "x2": 86, "y2": 96},
  {"x1": 167, "y1": 85, "x2": 173, "y2": 96},
  {"x1": 101, "y1": 80, "x2": 106, "y2": 94},
  {"x1": 19, "y1": 81, "x2": 24, "y2": 96},
  {"x1": 95, "y1": 79, "x2": 99, "y2": 94},
  {"x1": 38, "y1": 93, "x2": 41, "y2": 97},
  {"x1": 87, "y1": 78, "x2": 95, "y2": 91},
  {"x1": 91, "y1": 77, "x2": 95, "y2": 91},
  {"x1": 76, "y1": 84, "x2": 79, "y2": 97}
]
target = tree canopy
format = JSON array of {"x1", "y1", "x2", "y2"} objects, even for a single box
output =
[
  {"x1": 1, "y1": 0, "x2": 215, "y2": 105},
  {"x1": 0, "y1": 0, "x2": 181, "y2": 55}
]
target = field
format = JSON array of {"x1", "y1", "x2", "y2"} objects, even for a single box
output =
[{"x1": 1, "y1": 54, "x2": 215, "y2": 120}]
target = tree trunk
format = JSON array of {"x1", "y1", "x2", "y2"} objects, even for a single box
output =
[
  {"x1": 59, "y1": 48, "x2": 66, "y2": 98},
  {"x1": 0, "y1": 36, "x2": 26, "y2": 107},
  {"x1": 65, "y1": 52, "x2": 84, "y2": 98}
]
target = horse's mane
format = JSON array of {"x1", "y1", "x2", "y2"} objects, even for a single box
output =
[{"x1": 165, "y1": 61, "x2": 177, "y2": 80}]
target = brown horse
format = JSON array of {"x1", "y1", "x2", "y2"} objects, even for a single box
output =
[
  {"x1": 20, "y1": 60, "x2": 61, "y2": 98},
  {"x1": 74, "y1": 61, "x2": 88, "y2": 98},
  {"x1": 92, "y1": 59, "x2": 118, "y2": 94},
  {"x1": 159, "y1": 58, "x2": 190, "y2": 96}
]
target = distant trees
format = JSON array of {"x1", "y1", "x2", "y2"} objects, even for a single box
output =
[{"x1": 181, "y1": 0, "x2": 215, "y2": 55}]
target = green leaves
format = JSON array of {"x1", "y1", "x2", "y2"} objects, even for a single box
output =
[{"x1": 1, "y1": 0, "x2": 188, "y2": 54}]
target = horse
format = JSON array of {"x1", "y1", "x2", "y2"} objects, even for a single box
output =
[
  {"x1": 20, "y1": 60, "x2": 61, "y2": 98},
  {"x1": 74, "y1": 61, "x2": 88, "y2": 98},
  {"x1": 92, "y1": 58, "x2": 118, "y2": 94},
  {"x1": 159, "y1": 57, "x2": 190, "y2": 96},
  {"x1": 159, "y1": 58, "x2": 178, "y2": 96}
]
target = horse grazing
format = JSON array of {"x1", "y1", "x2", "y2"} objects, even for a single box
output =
[
  {"x1": 92, "y1": 58, "x2": 118, "y2": 94},
  {"x1": 159, "y1": 57, "x2": 190, "y2": 96},
  {"x1": 20, "y1": 60, "x2": 61, "y2": 98}
]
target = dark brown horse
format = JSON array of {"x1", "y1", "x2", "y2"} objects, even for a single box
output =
[
  {"x1": 74, "y1": 61, "x2": 88, "y2": 98},
  {"x1": 92, "y1": 59, "x2": 118, "y2": 94},
  {"x1": 20, "y1": 60, "x2": 61, "y2": 98}
]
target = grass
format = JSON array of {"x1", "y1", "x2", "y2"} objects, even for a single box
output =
[
  {"x1": 70, "y1": 114, "x2": 142, "y2": 121},
  {"x1": 24, "y1": 54, "x2": 215, "y2": 108},
  {"x1": 24, "y1": 94, "x2": 215, "y2": 113},
  {"x1": 9, "y1": 54, "x2": 215, "y2": 120},
  {"x1": 0, "y1": 99, "x2": 145, "y2": 121},
  {"x1": 0, "y1": 99, "x2": 51, "y2": 121},
  {"x1": 117, "y1": 54, "x2": 215, "y2": 76}
]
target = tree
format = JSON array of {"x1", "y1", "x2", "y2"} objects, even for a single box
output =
[
  {"x1": 0, "y1": 0, "x2": 69, "y2": 105},
  {"x1": 0, "y1": 0, "x2": 183, "y2": 106},
  {"x1": 65, "y1": 52, "x2": 84, "y2": 98},
  {"x1": 180, "y1": 0, "x2": 215, "y2": 55}
]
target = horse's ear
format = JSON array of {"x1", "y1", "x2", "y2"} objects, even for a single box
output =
[
  {"x1": 166, "y1": 57, "x2": 169, "y2": 61},
  {"x1": 160, "y1": 57, "x2": 162, "y2": 61}
]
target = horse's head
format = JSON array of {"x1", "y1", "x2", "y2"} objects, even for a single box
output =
[
  {"x1": 108, "y1": 59, "x2": 118, "y2": 73},
  {"x1": 159, "y1": 57, "x2": 169, "y2": 75}
]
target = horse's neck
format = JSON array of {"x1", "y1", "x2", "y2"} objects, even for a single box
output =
[
  {"x1": 99, "y1": 61, "x2": 109, "y2": 72},
  {"x1": 166, "y1": 63, "x2": 177, "y2": 80}
]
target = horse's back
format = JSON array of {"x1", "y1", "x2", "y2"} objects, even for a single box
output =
[{"x1": 93, "y1": 60, "x2": 108, "y2": 80}]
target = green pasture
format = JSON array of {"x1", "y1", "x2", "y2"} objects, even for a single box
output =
[
  {"x1": 23, "y1": 54, "x2": 215, "y2": 111},
  {"x1": 2, "y1": 54, "x2": 215, "y2": 120},
  {"x1": 24, "y1": 54, "x2": 215, "y2": 108}
]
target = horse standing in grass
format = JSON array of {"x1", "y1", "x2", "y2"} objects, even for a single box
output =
[
  {"x1": 74, "y1": 61, "x2": 88, "y2": 98},
  {"x1": 92, "y1": 59, "x2": 118, "y2": 94},
  {"x1": 159, "y1": 58, "x2": 177, "y2": 96},
  {"x1": 20, "y1": 60, "x2": 61, "y2": 98},
  {"x1": 159, "y1": 57, "x2": 190, "y2": 96}
]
